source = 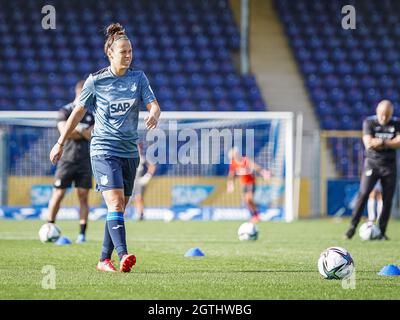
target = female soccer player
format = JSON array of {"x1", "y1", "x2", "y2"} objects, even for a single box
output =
[
  {"x1": 48, "y1": 80, "x2": 94, "y2": 244},
  {"x1": 227, "y1": 147, "x2": 270, "y2": 223},
  {"x1": 50, "y1": 23, "x2": 161, "y2": 272}
]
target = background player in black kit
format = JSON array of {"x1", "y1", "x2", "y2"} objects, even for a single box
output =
[
  {"x1": 47, "y1": 80, "x2": 95, "y2": 243},
  {"x1": 345, "y1": 100, "x2": 400, "y2": 240},
  {"x1": 133, "y1": 143, "x2": 157, "y2": 221}
]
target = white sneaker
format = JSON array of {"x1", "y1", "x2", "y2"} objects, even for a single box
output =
[
  {"x1": 75, "y1": 234, "x2": 86, "y2": 244},
  {"x1": 96, "y1": 259, "x2": 117, "y2": 272}
]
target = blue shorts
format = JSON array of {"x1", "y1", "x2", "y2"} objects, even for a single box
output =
[{"x1": 91, "y1": 155, "x2": 139, "y2": 196}]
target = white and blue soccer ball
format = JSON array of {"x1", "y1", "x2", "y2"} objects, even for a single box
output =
[
  {"x1": 238, "y1": 222, "x2": 258, "y2": 241},
  {"x1": 318, "y1": 247, "x2": 354, "y2": 280},
  {"x1": 163, "y1": 211, "x2": 175, "y2": 223},
  {"x1": 38, "y1": 223, "x2": 61, "y2": 243},
  {"x1": 359, "y1": 222, "x2": 381, "y2": 241}
]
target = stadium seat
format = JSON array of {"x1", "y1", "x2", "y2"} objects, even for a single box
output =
[
  {"x1": 0, "y1": 0, "x2": 266, "y2": 113},
  {"x1": 274, "y1": 0, "x2": 400, "y2": 176}
]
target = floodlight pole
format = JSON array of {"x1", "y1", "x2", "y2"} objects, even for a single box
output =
[
  {"x1": 0, "y1": 129, "x2": 8, "y2": 205},
  {"x1": 240, "y1": 0, "x2": 250, "y2": 75}
]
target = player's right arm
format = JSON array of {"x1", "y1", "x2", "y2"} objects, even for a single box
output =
[
  {"x1": 248, "y1": 159, "x2": 270, "y2": 180},
  {"x1": 50, "y1": 106, "x2": 87, "y2": 164},
  {"x1": 362, "y1": 134, "x2": 373, "y2": 149},
  {"x1": 362, "y1": 118, "x2": 382, "y2": 150},
  {"x1": 50, "y1": 75, "x2": 95, "y2": 164},
  {"x1": 227, "y1": 163, "x2": 235, "y2": 193}
]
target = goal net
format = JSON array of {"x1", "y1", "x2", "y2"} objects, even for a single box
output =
[{"x1": 0, "y1": 111, "x2": 295, "y2": 222}]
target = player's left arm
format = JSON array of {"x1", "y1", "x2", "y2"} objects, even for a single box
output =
[
  {"x1": 145, "y1": 100, "x2": 161, "y2": 130},
  {"x1": 227, "y1": 165, "x2": 235, "y2": 193},
  {"x1": 248, "y1": 159, "x2": 271, "y2": 180},
  {"x1": 141, "y1": 71, "x2": 161, "y2": 130},
  {"x1": 382, "y1": 133, "x2": 400, "y2": 149},
  {"x1": 57, "y1": 121, "x2": 86, "y2": 140},
  {"x1": 78, "y1": 124, "x2": 93, "y2": 141},
  {"x1": 139, "y1": 162, "x2": 157, "y2": 186}
]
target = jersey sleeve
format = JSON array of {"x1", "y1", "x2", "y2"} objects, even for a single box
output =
[
  {"x1": 362, "y1": 119, "x2": 373, "y2": 136},
  {"x1": 140, "y1": 71, "x2": 156, "y2": 105},
  {"x1": 79, "y1": 74, "x2": 96, "y2": 110}
]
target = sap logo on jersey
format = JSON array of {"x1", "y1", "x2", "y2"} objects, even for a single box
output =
[{"x1": 110, "y1": 99, "x2": 137, "y2": 116}]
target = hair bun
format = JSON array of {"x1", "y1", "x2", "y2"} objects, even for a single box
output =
[{"x1": 106, "y1": 23, "x2": 125, "y2": 37}]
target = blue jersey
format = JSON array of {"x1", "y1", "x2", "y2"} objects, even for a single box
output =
[{"x1": 79, "y1": 67, "x2": 156, "y2": 158}]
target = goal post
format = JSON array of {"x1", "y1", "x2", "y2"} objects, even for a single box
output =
[
  {"x1": 319, "y1": 130, "x2": 363, "y2": 217},
  {"x1": 0, "y1": 111, "x2": 296, "y2": 222}
]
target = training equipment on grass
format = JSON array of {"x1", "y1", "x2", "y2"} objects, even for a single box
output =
[
  {"x1": 237, "y1": 222, "x2": 258, "y2": 241},
  {"x1": 377, "y1": 264, "x2": 400, "y2": 276},
  {"x1": 378, "y1": 265, "x2": 400, "y2": 276},
  {"x1": 359, "y1": 221, "x2": 381, "y2": 241},
  {"x1": 38, "y1": 223, "x2": 61, "y2": 243},
  {"x1": 184, "y1": 247, "x2": 205, "y2": 257},
  {"x1": 55, "y1": 236, "x2": 72, "y2": 246},
  {"x1": 318, "y1": 247, "x2": 354, "y2": 280}
]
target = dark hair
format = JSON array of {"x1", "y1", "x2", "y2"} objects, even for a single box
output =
[{"x1": 104, "y1": 23, "x2": 128, "y2": 55}]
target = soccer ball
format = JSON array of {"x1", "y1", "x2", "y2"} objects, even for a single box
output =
[
  {"x1": 163, "y1": 211, "x2": 174, "y2": 223},
  {"x1": 237, "y1": 222, "x2": 258, "y2": 241},
  {"x1": 38, "y1": 223, "x2": 61, "y2": 243},
  {"x1": 318, "y1": 247, "x2": 354, "y2": 280},
  {"x1": 359, "y1": 222, "x2": 381, "y2": 240}
]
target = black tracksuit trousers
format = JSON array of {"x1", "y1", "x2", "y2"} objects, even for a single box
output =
[{"x1": 350, "y1": 160, "x2": 397, "y2": 235}]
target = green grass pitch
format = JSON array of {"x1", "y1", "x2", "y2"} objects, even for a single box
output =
[{"x1": 0, "y1": 219, "x2": 399, "y2": 299}]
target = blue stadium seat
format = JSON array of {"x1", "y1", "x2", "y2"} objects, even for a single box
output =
[
  {"x1": 315, "y1": 101, "x2": 334, "y2": 116},
  {"x1": 0, "y1": 0, "x2": 266, "y2": 114},
  {"x1": 321, "y1": 115, "x2": 340, "y2": 130},
  {"x1": 347, "y1": 88, "x2": 363, "y2": 104}
]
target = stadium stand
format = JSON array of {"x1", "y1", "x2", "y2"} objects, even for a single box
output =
[
  {"x1": 274, "y1": 0, "x2": 400, "y2": 176},
  {"x1": 0, "y1": 0, "x2": 268, "y2": 176},
  {"x1": 0, "y1": 0, "x2": 266, "y2": 113}
]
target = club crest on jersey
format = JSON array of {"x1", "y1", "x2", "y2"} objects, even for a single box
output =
[
  {"x1": 110, "y1": 99, "x2": 137, "y2": 116},
  {"x1": 100, "y1": 175, "x2": 108, "y2": 185},
  {"x1": 130, "y1": 83, "x2": 137, "y2": 92},
  {"x1": 116, "y1": 84, "x2": 128, "y2": 91},
  {"x1": 102, "y1": 86, "x2": 113, "y2": 92}
]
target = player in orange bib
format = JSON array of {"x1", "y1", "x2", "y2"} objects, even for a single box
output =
[{"x1": 227, "y1": 147, "x2": 271, "y2": 223}]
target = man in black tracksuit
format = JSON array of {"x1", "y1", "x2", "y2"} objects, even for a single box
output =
[
  {"x1": 345, "y1": 100, "x2": 400, "y2": 240},
  {"x1": 47, "y1": 80, "x2": 95, "y2": 243}
]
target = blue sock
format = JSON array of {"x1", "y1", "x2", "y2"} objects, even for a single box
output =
[
  {"x1": 106, "y1": 212, "x2": 128, "y2": 260},
  {"x1": 100, "y1": 222, "x2": 114, "y2": 261}
]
